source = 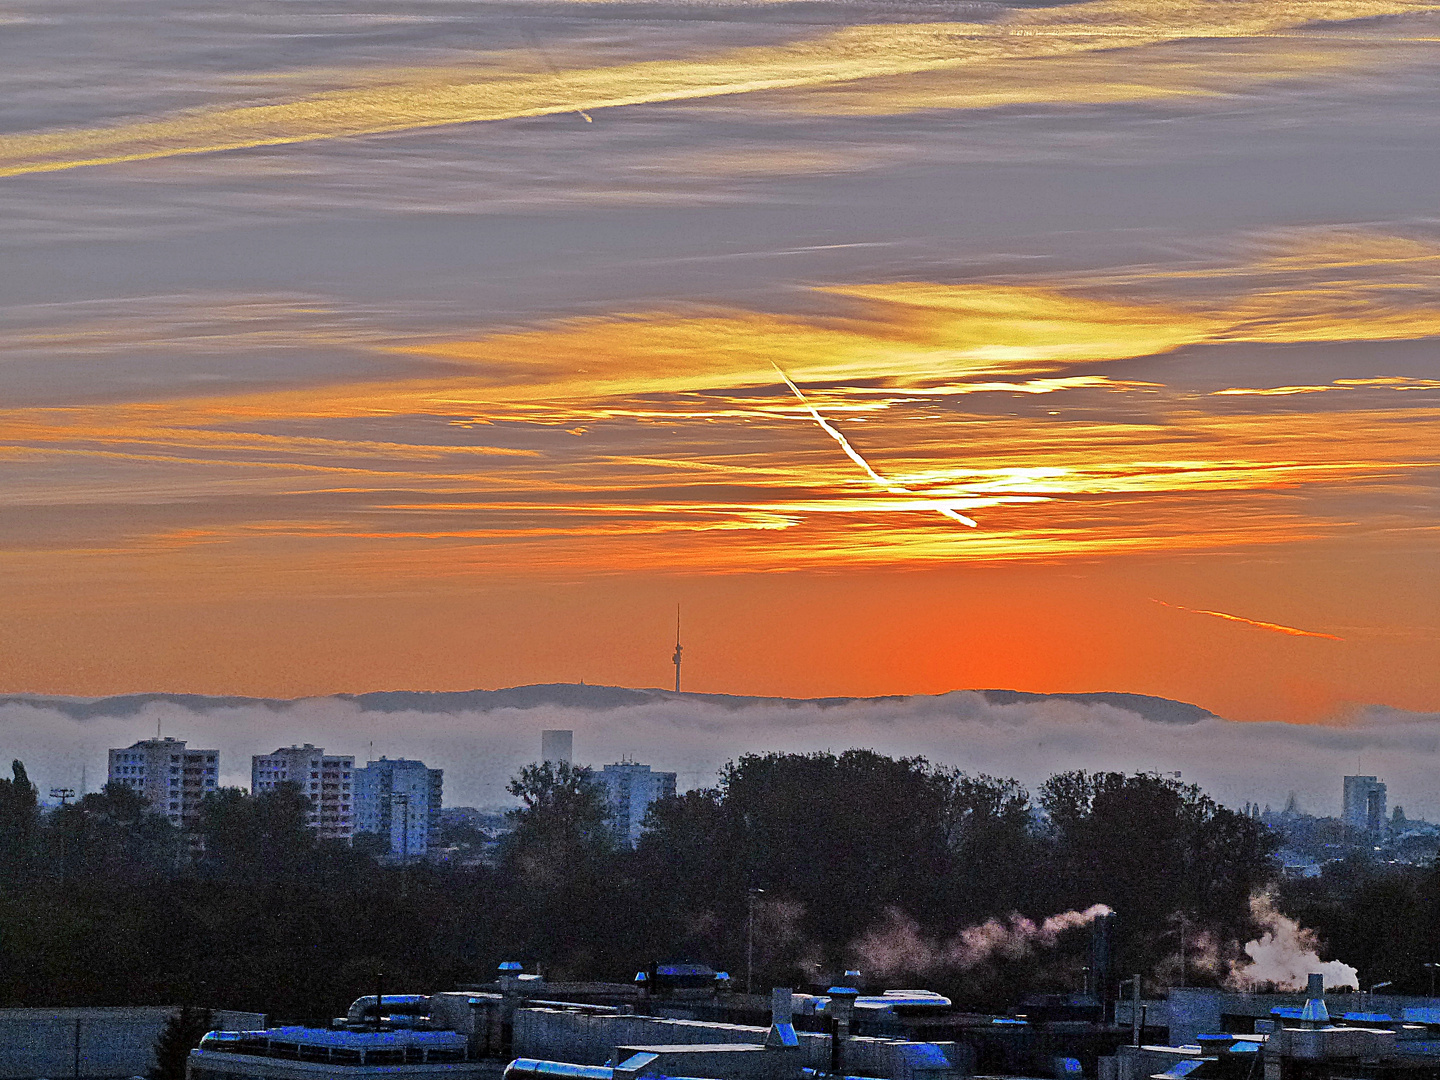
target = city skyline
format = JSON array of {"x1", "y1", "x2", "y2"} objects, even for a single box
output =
[{"x1": 26, "y1": 684, "x2": 1437, "y2": 821}]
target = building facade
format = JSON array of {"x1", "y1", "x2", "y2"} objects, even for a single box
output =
[
  {"x1": 107, "y1": 738, "x2": 218, "y2": 830},
  {"x1": 541, "y1": 730, "x2": 573, "y2": 765},
  {"x1": 354, "y1": 757, "x2": 443, "y2": 858},
  {"x1": 597, "y1": 761, "x2": 677, "y2": 846},
  {"x1": 1342, "y1": 775, "x2": 1387, "y2": 836},
  {"x1": 251, "y1": 745, "x2": 355, "y2": 842}
]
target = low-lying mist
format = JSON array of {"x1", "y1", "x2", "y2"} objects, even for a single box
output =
[{"x1": 2, "y1": 688, "x2": 1437, "y2": 818}]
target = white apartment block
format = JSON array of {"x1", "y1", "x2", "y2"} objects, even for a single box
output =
[
  {"x1": 354, "y1": 757, "x2": 443, "y2": 858},
  {"x1": 597, "y1": 761, "x2": 677, "y2": 847},
  {"x1": 251, "y1": 744, "x2": 355, "y2": 842},
  {"x1": 107, "y1": 737, "x2": 218, "y2": 830}
]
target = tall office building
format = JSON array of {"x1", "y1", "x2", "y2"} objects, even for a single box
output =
[
  {"x1": 541, "y1": 730, "x2": 573, "y2": 765},
  {"x1": 107, "y1": 737, "x2": 218, "y2": 830},
  {"x1": 1342, "y1": 775, "x2": 1387, "y2": 836},
  {"x1": 354, "y1": 757, "x2": 443, "y2": 858},
  {"x1": 251, "y1": 745, "x2": 355, "y2": 842},
  {"x1": 597, "y1": 761, "x2": 676, "y2": 847}
]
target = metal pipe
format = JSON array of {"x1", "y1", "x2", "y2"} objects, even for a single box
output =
[
  {"x1": 505, "y1": 1060, "x2": 616, "y2": 1080},
  {"x1": 504, "y1": 1062, "x2": 712, "y2": 1080}
]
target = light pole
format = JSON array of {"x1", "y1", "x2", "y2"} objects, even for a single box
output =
[
  {"x1": 746, "y1": 888, "x2": 764, "y2": 995},
  {"x1": 1425, "y1": 963, "x2": 1439, "y2": 1000},
  {"x1": 1368, "y1": 981, "x2": 1393, "y2": 1014}
]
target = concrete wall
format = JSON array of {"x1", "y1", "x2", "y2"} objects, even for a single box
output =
[
  {"x1": 1110, "y1": 1044, "x2": 1201, "y2": 1080},
  {"x1": 0, "y1": 1008, "x2": 264, "y2": 1080},
  {"x1": 612, "y1": 1043, "x2": 797, "y2": 1080}
]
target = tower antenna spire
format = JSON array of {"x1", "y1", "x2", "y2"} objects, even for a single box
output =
[{"x1": 672, "y1": 603, "x2": 683, "y2": 693}]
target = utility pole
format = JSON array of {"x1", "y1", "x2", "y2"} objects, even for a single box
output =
[
  {"x1": 52, "y1": 788, "x2": 76, "y2": 879},
  {"x1": 1179, "y1": 913, "x2": 1187, "y2": 989}
]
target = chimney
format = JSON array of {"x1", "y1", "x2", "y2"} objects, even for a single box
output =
[
  {"x1": 767, "y1": 988, "x2": 799, "y2": 1048},
  {"x1": 1300, "y1": 974, "x2": 1329, "y2": 1026}
]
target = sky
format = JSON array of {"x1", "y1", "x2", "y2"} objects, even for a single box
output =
[{"x1": 2, "y1": 0, "x2": 1438, "y2": 727}]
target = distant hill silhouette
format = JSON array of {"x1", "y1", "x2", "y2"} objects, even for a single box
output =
[{"x1": 0, "y1": 684, "x2": 1214, "y2": 724}]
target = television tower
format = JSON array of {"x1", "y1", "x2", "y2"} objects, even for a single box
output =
[{"x1": 672, "y1": 604, "x2": 683, "y2": 693}]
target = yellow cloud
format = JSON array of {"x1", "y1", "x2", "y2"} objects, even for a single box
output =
[{"x1": 0, "y1": 0, "x2": 1433, "y2": 177}]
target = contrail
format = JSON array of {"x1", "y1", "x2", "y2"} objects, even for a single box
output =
[
  {"x1": 1150, "y1": 599, "x2": 1343, "y2": 641},
  {"x1": 772, "y1": 363, "x2": 977, "y2": 528}
]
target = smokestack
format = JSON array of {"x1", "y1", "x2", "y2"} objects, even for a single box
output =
[
  {"x1": 1131, "y1": 976, "x2": 1141, "y2": 1047},
  {"x1": 1092, "y1": 912, "x2": 1116, "y2": 1021},
  {"x1": 828, "y1": 986, "x2": 858, "y2": 1075},
  {"x1": 1300, "y1": 974, "x2": 1329, "y2": 1026}
]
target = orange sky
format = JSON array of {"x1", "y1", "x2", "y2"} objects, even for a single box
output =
[
  {"x1": 4, "y1": 235, "x2": 1439, "y2": 720},
  {"x1": 2, "y1": 0, "x2": 1439, "y2": 723}
]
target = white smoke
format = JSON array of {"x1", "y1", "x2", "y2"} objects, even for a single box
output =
[
  {"x1": 1, "y1": 690, "x2": 1439, "y2": 818},
  {"x1": 854, "y1": 904, "x2": 1113, "y2": 978},
  {"x1": 1226, "y1": 894, "x2": 1358, "y2": 991}
]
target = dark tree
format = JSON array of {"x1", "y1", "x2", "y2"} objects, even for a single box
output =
[
  {"x1": 197, "y1": 784, "x2": 315, "y2": 878},
  {"x1": 0, "y1": 760, "x2": 39, "y2": 885},
  {"x1": 1038, "y1": 771, "x2": 1276, "y2": 985},
  {"x1": 47, "y1": 782, "x2": 182, "y2": 882},
  {"x1": 148, "y1": 1006, "x2": 213, "y2": 1080},
  {"x1": 498, "y1": 762, "x2": 628, "y2": 977}
]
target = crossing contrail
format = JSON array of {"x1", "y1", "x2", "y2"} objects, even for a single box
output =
[
  {"x1": 1150, "y1": 599, "x2": 1343, "y2": 641},
  {"x1": 773, "y1": 363, "x2": 978, "y2": 528}
]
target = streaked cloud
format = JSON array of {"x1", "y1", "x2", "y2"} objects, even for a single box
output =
[{"x1": 0, "y1": 0, "x2": 1434, "y2": 178}]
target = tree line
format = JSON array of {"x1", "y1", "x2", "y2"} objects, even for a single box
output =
[{"x1": 0, "y1": 750, "x2": 1431, "y2": 1023}]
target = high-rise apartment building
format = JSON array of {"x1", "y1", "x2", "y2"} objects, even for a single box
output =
[
  {"x1": 1342, "y1": 775, "x2": 1387, "y2": 836},
  {"x1": 598, "y1": 761, "x2": 676, "y2": 847},
  {"x1": 251, "y1": 745, "x2": 355, "y2": 842},
  {"x1": 353, "y1": 757, "x2": 443, "y2": 858},
  {"x1": 541, "y1": 730, "x2": 573, "y2": 765},
  {"x1": 107, "y1": 737, "x2": 218, "y2": 830}
]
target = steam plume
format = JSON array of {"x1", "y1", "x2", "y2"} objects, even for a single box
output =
[
  {"x1": 773, "y1": 363, "x2": 978, "y2": 528},
  {"x1": 853, "y1": 904, "x2": 1112, "y2": 978},
  {"x1": 1226, "y1": 894, "x2": 1358, "y2": 990}
]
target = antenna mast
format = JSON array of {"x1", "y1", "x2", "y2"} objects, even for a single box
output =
[{"x1": 672, "y1": 604, "x2": 683, "y2": 693}]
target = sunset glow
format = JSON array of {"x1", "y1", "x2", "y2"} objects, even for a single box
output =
[{"x1": 1, "y1": 0, "x2": 1437, "y2": 726}]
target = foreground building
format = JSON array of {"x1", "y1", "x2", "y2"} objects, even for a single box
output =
[
  {"x1": 107, "y1": 737, "x2": 218, "y2": 830},
  {"x1": 354, "y1": 757, "x2": 443, "y2": 858},
  {"x1": 187, "y1": 1026, "x2": 478, "y2": 1080},
  {"x1": 251, "y1": 745, "x2": 355, "y2": 842}
]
